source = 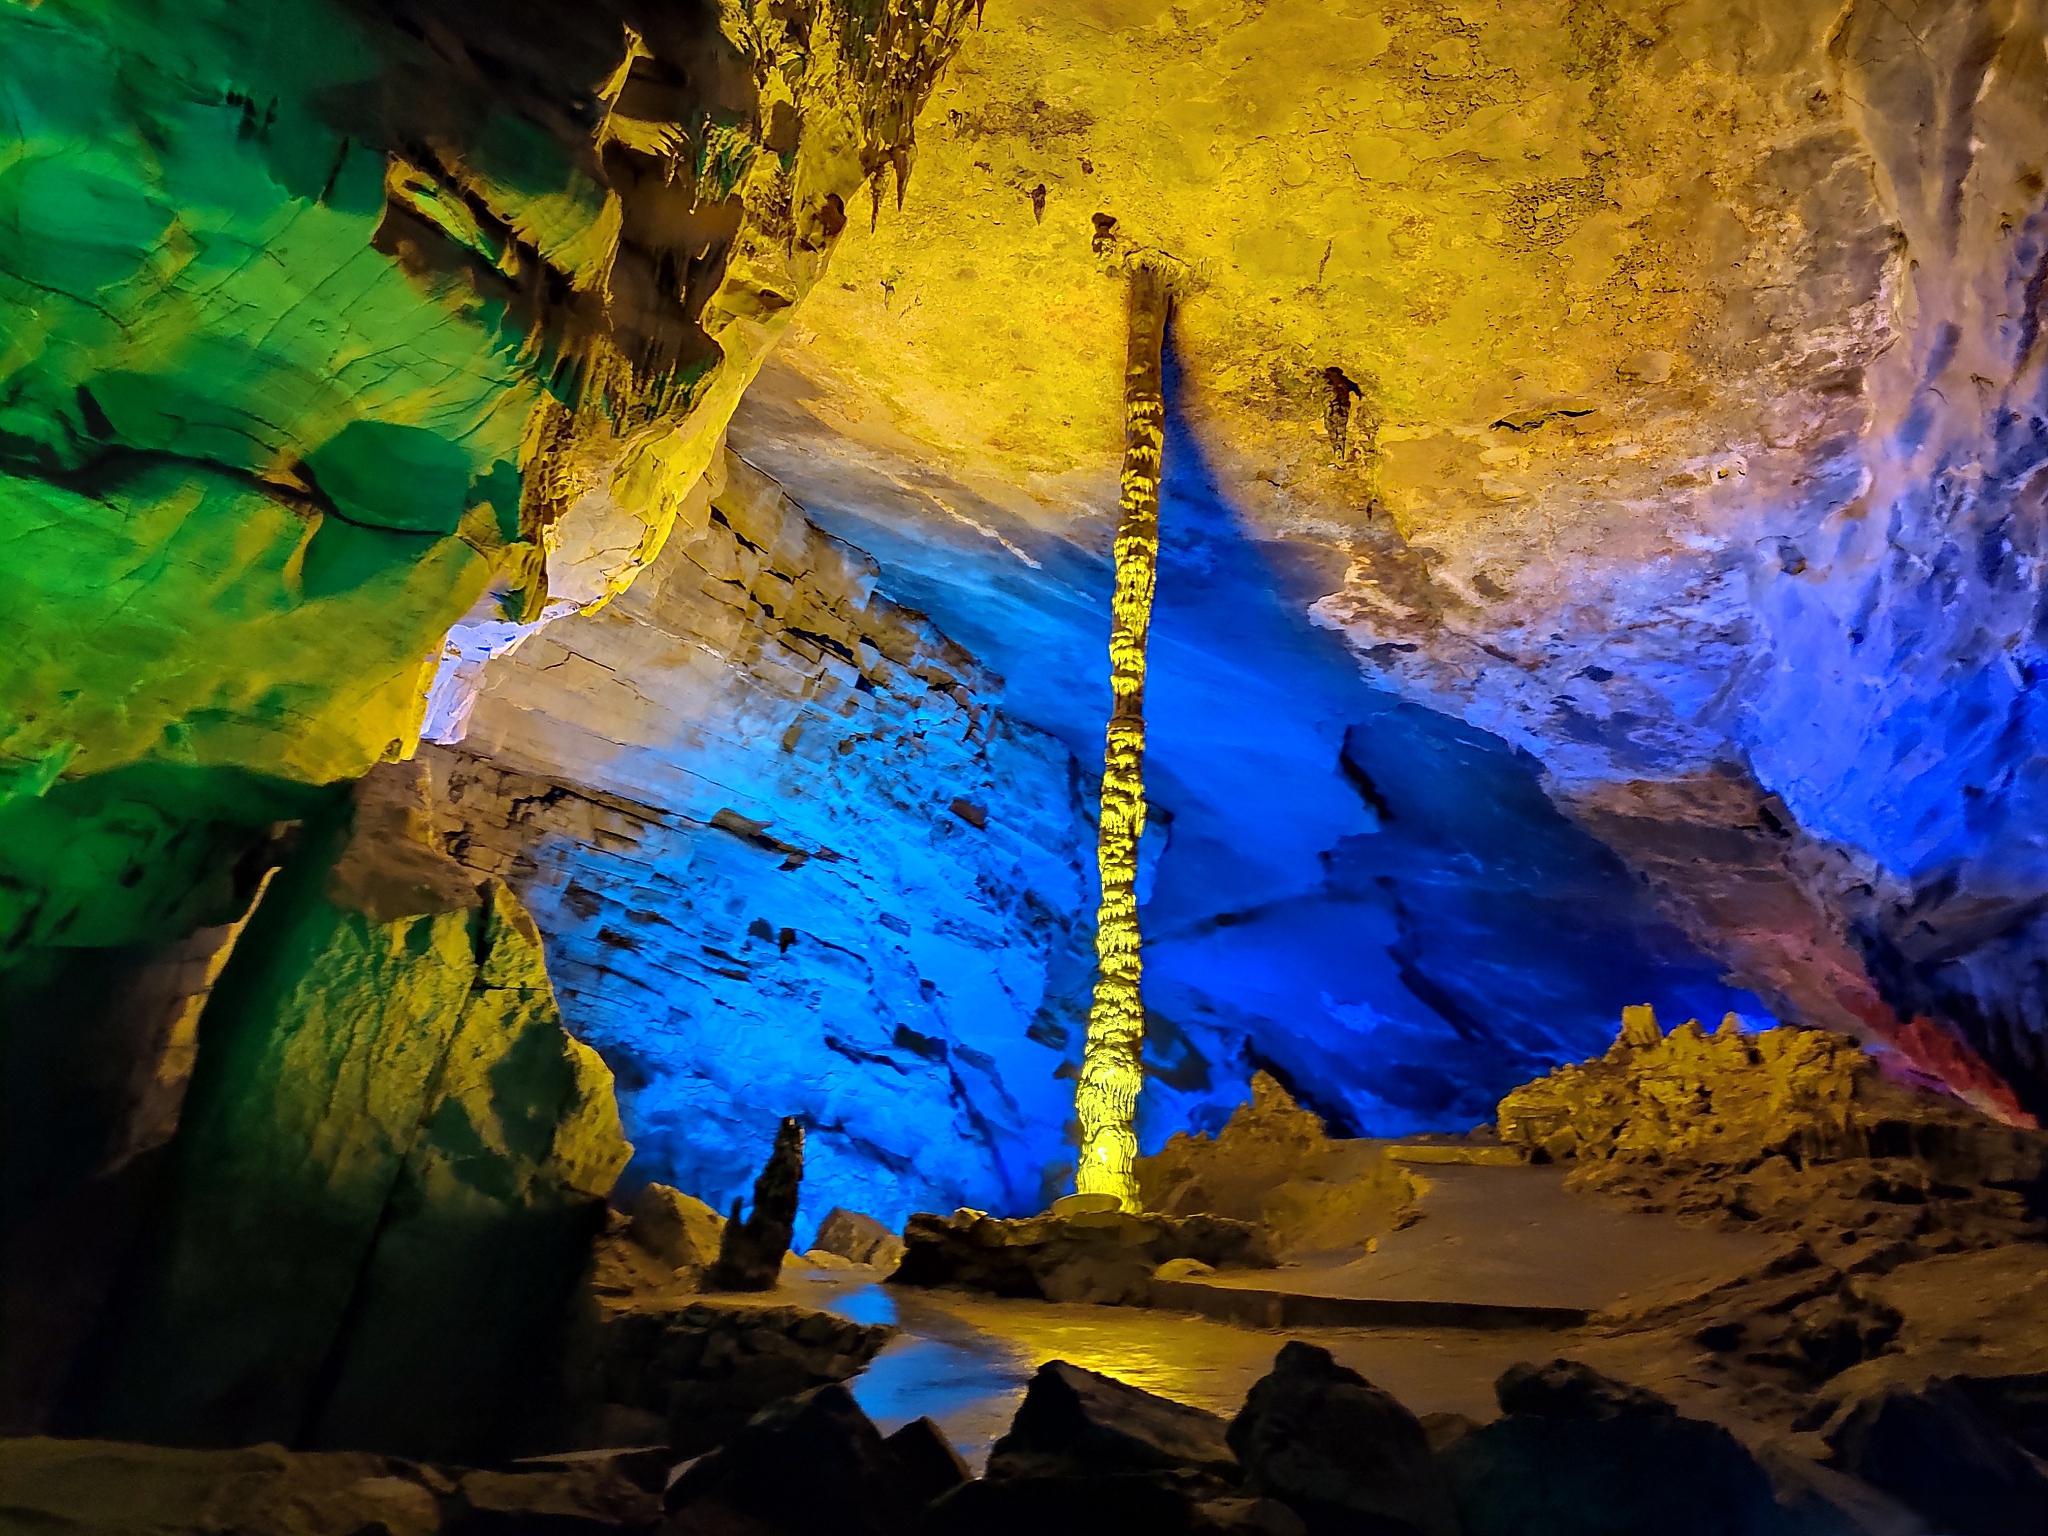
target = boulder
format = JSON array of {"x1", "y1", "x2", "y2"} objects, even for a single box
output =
[
  {"x1": 885, "y1": 1415, "x2": 972, "y2": 1507},
  {"x1": 813, "y1": 1207, "x2": 908, "y2": 1271},
  {"x1": 1440, "y1": 1359, "x2": 1791, "y2": 1536},
  {"x1": 628, "y1": 1184, "x2": 725, "y2": 1272},
  {"x1": 662, "y1": 1383, "x2": 913, "y2": 1536},
  {"x1": 988, "y1": 1360, "x2": 1238, "y2": 1481},
  {"x1": 894, "y1": 1207, "x2": 1272, "y2": 1305},
  {"x1": 585, "y1": 1297, "x2": 895, "y2": 1456},
  {"x1": 1949, "y1": 1369, "x2": 2048, "y2": 1459},
  {"x1": 1227, "y1": 1341, "x2": 1457, "y2": 1536},
  {"x1": 705, "y1": 1117, "x2": 804, "y2": 1292},
  {"x1": 82, "y1": 771, "x2": 630, "y2": 1462},
  {"x1": 1825, "y1": 1376, "x2": 2048, "y2": 1536},
  {"x1": 1493, "y1": 1359, "x2": 1677, "y2": 1421}
]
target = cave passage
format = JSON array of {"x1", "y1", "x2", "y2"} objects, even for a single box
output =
[{"x1": 3, "y1": 4, "x2": 2047, "y2": 1533}]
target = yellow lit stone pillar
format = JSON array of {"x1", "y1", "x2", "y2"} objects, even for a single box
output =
[{"x1": 1075, "y1": 263, "x2": 1171, "y2": 1209}]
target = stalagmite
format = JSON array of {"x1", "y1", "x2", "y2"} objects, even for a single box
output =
[{"x1": 1074, "y1": 263, "x2": 1172, "y2": 1210}]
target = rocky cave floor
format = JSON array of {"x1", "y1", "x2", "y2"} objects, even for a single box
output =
[{"x1": 7, "y1": 1018, "x2": 2048, "y2": 1536}]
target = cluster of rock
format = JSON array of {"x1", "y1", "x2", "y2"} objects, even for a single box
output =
[
  {"x1": 891, "y1": 1201, "x2": 1273, "y2": 1305},
  {"x1": 9, "y1": 1341, "x2": 2042, "y2": 1536},
  {"x1": 575, "y1": 1299, "x2": 897, "y2": 1459},
  {"x1": 1137, "y1": 1073, "x2": 1418, "y2": 1258},
  {"x1": 1497, "y1": 1008, "x2": 2048, "y2": 1254},
  {"x1": 661, "y1": 1346, "x2": 1899, "y2": 1536},
  {"x1": 1823, "y1": 1370, "x2": 2048, "y2": 1536}
]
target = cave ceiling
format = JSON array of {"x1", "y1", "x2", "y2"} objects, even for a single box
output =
[{"x1": 732, "y1": 0, "x2": 2048, "y2": 1119}]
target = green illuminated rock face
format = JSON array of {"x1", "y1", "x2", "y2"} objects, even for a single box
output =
[
  {"x1": 0, "y1": 0, "x2": 975, "y2": 973},
  {"x1": 0, "y1": 0, "x2": 974, "y2": 1444},
  {"x1": 90, "y1": 767, "x2": 631, "y2": 1461}
]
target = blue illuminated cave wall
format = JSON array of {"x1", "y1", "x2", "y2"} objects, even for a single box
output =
[
  {"x1": 436, "y1": 377, "x2": 1762, "y2": 1237},
  {"x1": 428, "y1": 459, "x2": 1097, "y2": 1240}
]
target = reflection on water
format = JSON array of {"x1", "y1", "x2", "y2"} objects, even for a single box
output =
[{"x1": 807, "y1": 1278, "x2": 1541, "y2": 1468}]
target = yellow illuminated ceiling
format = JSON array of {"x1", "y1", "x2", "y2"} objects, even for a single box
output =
[{"x1": 751, "y1": 0, "x2": 1893, "y2": 616}]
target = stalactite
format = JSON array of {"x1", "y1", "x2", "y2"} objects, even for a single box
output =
[{"x1": 1074, "y1": 262, "x2": 1171, "y2": 1210}]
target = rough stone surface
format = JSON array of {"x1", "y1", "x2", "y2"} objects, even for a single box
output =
[
  {"x1": 0, "y1": 1434, "x2": 657, "y2": 1536},
  {"x1": 424, "y1": 452, "x2": 1095, "y2": 1232},
  {"x1": 80, "y1": 769, "x2": 631, "y2": 1462},
  {"x1": 732, "y1": 0, "x2": 2048, "y2": 1118},
  {"x1": 814, "y1": 1207, "x2": 908, "y2": 1271},
  {"x1": 1498, "y1": 1012, "x2": 2048, "y2": 1250},
  {"x1": 893, "y1": 1207, "x2": 1274, "y2": 1305},
  {"x1": 580, "y1": 1298, "x2": 894, "y2": 1457},
  {"x1": 2, "y1": 0, "x2": 976, "y2": 981},
  {"x1": 1440, "y1": 1360, "x2": 1791, "y2": 1536},
  {"x1": 663, "y1": 1383, "x2": 915, "y2": 1536},
  {"x1": 628, "y1": 1184, "x2": 726, "y2": 1274},
  {"x1": 1227, "y1": 1342, "x2": 1457, "y2": 1536},
  {"x1": 706, "y1": 1117, "x2": 805, "y2": 1292},
  {"x1": 884, "y1": 1415, "x2": 972, "y2": 1508},
  {"x1": 1825, "y1": 1376, "x2": 2048, "y2": 1536},
  {"x1": 988, "y1": 1360, "x2": 1239, "y2": 1482},
  {"x1": 1139, "y1": 1073, "x2": 1418, "y2": 1258},
  {"x1": 1493, "y1": 1359, "x2": 1680, "y2": 1422}
]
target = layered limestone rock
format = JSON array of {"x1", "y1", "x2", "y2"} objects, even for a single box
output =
[
  {"x1": 81, "y1": 767, "x2": 630, "y2": 1462},
  {"x1": 430, "y1": 442, "x2": 1760, "y2": 1224},
  {"x1": 731, "y1": 0, "x2": 2048, "y2": 1115},
  {"x1": 425, "y1": 452, "x2": 1097, "y2": 1228}
]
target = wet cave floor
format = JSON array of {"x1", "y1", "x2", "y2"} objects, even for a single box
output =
[{"x1": 789, "y1": 1163, "x2": 1817, "y2": 1467}]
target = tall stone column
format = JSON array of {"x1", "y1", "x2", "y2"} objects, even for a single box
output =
[{"x1": 1075, "y1": 264, "x2": 1171, "y2": 1209}]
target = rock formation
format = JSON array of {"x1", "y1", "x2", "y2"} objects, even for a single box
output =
[
  {"x1": 422, "y1": 452, "x2": 1094, "y2": 1230},
  {"x1": 1439, "y1": 1361, "x2": 1789, "y2": 1536},
  {"x1": 1228, "y1": 1342, "x2": 1457, "y2": 1536},
  {"x1": 892, "y1": 1204, "x2": 1272, "y2": 1305},
  {"x1": 74, "y1": 766, "x2": 629, "y2": 1462},
  {"x1": 706, "y1": 1116, "x2": 806, "y2": 1292},
  {"x1": 1138, "y1": 1072, "x2": 1418, "y2": 1258},
  {"x1": 1497, "y1": 1008, "x2": 2048, "y2": 1251},
  {"x1": 0, "y1": 1435, "x2": 661, "y2": 1536},
  {"x1": 628, "y1": 1183, "x2": 728, "y2": 1274},
  {"x1": 580, "y1": 1298, "x2": 895, "y2": 1457},
  {"x1": 813, "y1": 1208, "x2": 909, "y2": 1271}
]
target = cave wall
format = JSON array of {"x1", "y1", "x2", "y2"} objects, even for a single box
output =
[
  {"x1": 431, "y1": 440, "x2": 1764, "y2": 1229},
  {"x1": 0, "y1": 0, "x2": 976, "y2": 1197},
  {"x1": 427, "y1": 454, "x2": 1098, "y2": 1233}
]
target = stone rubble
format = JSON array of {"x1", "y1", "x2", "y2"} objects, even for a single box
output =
[{"x1": 892, "y1": 1206, "x2": 1275, "y2": 1305}]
